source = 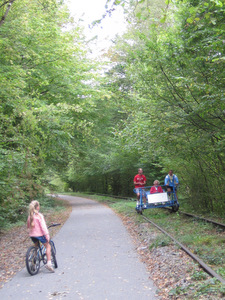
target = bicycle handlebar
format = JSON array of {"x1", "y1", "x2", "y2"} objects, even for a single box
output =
[
  {"x1": 48, "y1": 223, "x2": 61, "y2": 229},
  {"x1": 134, "y1": 184, "x2": 179, "y2": 190}
]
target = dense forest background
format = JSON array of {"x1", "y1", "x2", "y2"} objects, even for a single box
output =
[{"x1": 0, "y1": 0, "x2": 224, "y2": 225}]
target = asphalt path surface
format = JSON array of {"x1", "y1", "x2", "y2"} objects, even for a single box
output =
[{"x1": 0, "y1": 195, "x2": 157, "y2": 299}]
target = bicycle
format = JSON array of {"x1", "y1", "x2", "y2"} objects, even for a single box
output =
[{"x1": 25, "y1": 223, "x2": 60, "y2": 275}]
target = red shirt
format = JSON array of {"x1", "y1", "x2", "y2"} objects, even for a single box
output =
[
  {"x1": 150, "y1": 186, "x2": 163, "y2": 194},
  {"x1": 134, "y1": 174, "x2": 146, "y2": 188}
]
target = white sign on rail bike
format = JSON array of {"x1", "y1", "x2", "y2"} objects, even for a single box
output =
[{"x1": 147, "y1": 192, "x2": 169, "y2": 204}]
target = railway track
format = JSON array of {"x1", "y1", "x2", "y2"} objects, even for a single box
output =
[
  {"x1": 141, "y1": 214, "x2": 225, "y2": 285},
  {"x1": 174, "y1": 210, "x2": 225, "y2": 230},
  {"x1": 94, "y1": 193, "x2": 225, "y2": 284},
  {"x1": 94, "y1": 192, "x2": 225, "y2": 229}
]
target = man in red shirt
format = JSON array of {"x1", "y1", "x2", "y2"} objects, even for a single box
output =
[{"x1": 133, "y1": 168, "x2": 147, "y2": 208}]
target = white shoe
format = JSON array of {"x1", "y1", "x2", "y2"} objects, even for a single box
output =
[{"x1": 45, "y1": 264, "x2": 55, "y2": 272}]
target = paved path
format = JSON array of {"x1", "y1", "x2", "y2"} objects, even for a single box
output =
[{"x1": 0, "y1": 195, "x2": 157, "y2": 299}]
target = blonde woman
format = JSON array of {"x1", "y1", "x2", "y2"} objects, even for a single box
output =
[{"x1": 27, "y1": 200, "x2": 54, "y2": 272}]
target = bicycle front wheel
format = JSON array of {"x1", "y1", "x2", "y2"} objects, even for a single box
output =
[
  {"x1": 26, "y1": 246, "x2": 40, "y2": 275},
  {"x1": 50, "y1": 239, "x2": 56, "y2": 255},
  {"x1": 50, "y1": 240, "x2": 58, "y2": 269}
]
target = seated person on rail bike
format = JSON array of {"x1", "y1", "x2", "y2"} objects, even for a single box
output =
[
  {"x1": 164, "y1": 170, "x2": 179, "y2": 199},
  {"x1": 150, "y1": 180, "x2": 163, "y2": 194},
  {"x1": 27, "y1": 200, "x2": 55, "y2": 273},
  {"x1": 133, "y1": 168, "x2": 147, "y2": 208}
]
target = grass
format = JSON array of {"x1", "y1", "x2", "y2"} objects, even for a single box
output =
[{"x1": 149, "y1": 235, "x2": 171, "y2": 249}]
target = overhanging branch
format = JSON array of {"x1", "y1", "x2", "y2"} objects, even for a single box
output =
[{"x1": 0, "y1": 0, "x2": 16, "y2": 27}]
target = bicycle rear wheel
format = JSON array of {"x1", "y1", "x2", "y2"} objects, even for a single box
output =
[
  {"x1": 26, "y1": 246, "x2": 40, "y2": 275},
  {"x1": 50, "y1": 240, "x2": 58, "y2": 268}
]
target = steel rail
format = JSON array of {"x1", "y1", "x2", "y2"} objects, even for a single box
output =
[
  {"x1": 177, "y1": 210, "x2": 225, "y2": 229},
  {"x1": 142, "y1": 215, "x2": 225, "y2": 284},
  {"x1": 84, "y1": 192, "x2": 225, "y2": 228},
  {"x1": 164, "y1": 207, "x2": 225, "y2": 229}
]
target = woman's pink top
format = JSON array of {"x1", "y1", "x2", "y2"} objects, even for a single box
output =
[
  {"x1": 27, "y1": 212, "x2": 49, "y2": 240},
  {"x1": 150, "y1": 186, "x2": 163, "y2": 194}
]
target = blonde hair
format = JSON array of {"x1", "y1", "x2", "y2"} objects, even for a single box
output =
[
  {"x1": 28, "y1": 200, "x2": 39, "y2": 227},
  {"x1": 153, "y1": 180, "x2": 160, "y2": 185}
]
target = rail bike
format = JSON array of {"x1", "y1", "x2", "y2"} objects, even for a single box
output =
[{"x1": 134, "y1": 185, "x2": 179, "y2": 214}]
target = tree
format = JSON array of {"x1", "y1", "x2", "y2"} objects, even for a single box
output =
[
  {"x1": 100, "y1": 0, "x2": 225, "y2": 213},
  {"x1": 0, "y1": 0, "x2": 99, "y2": 223}
]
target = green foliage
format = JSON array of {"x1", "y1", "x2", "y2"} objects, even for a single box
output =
[
  {"x1": 192, "y1": 270, "x2": 208, "y2": 281},
  {"x1": 1, "y1": 0, "x2": 225, "y2": 224},
  {"x1": 97, "y1": 0, "x2": 225, "y2": 214},
  {"x1": 149, "y1": 236, "x2": 171, "y2": 249},
  {"x1": 0, "y1": 194, "x2": 56, "y2": 228},
  {"x1": 0, "y1": 0, "x2": 99, "y2": 225}
]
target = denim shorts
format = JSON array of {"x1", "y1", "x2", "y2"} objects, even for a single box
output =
[
  {"x1": 135, "y1": 188, "x2": 146, "y2": 196},
  {"x1": 31, "y1": 235, "x2": 47, "y2": 244}
]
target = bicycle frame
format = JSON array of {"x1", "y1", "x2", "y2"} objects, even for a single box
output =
[
  {"x1": 37, "y1": 223, "x2": 60, "y2": 264},
  {"x1": 36, "y1": 241, "x2": 47, "y2": 265}
]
